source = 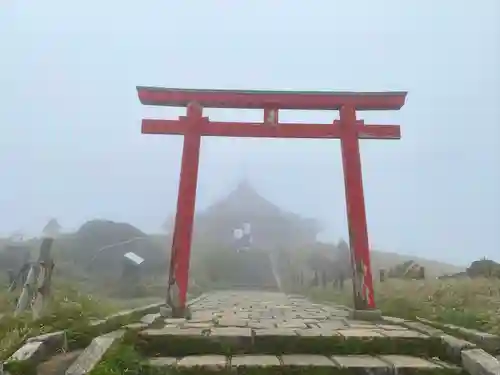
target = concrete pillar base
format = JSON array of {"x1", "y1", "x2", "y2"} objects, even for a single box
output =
[{"x1": 350, "y1": 309, "x2": 383, "y2": 321}]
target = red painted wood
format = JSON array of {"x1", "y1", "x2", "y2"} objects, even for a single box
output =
[
  {"x1": 169, "y1": 103, "x2": 203, "y2": 309},
  {"x1": 339, "y1": 105, "x2": 375, "y2": 309},
  {"x1": 263, "y1": 107, "x2": 279, "y2": 125},
  {"x1": 141, "y1": 119, "x2": 401, "y2": 140},
  {"x1": 137, "y1": 87, "x2": 407, "y2": 111}
]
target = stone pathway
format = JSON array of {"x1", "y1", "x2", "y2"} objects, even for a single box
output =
[
  {"x1": 3, "y1": 291, "x2": 500, "y2": 375},
  {"x1": 137, "y1": 291, "x2": 494, "y2": 374}
]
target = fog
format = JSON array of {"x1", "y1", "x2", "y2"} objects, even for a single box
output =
[{"x1": 0, "y1": 0, "x2": 499, "y2": 265}]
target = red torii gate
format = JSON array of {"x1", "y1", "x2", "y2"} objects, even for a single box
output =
[{"x1": 137, "y1": 87, "x2": 407, "y2": 316}]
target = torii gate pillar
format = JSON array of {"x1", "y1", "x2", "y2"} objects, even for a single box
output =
[{"x1": 137, "y1": 87, "x2": 407, "y2": 317}]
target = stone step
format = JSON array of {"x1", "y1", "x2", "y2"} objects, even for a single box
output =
[
  {"x1": 144, "y1": 354, "x2": 462, "y2": 374},
  {"x1": 134, "y1": 325, "x2": 443, "y2": 357}
]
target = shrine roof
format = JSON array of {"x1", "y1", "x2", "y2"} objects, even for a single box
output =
[
  {"x1": 137, "y1": 86, "x2": 407, "y2": 111},
  {"x1": 202, "y1": 181, "x2": 282, "y2": 216},
  {"x1": 199, "y1": 181, "x2": 319, "y2": 228}
]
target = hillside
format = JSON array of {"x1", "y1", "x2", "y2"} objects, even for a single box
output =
[
  {"x1": 1, "y1": 227, "x2": 463, "y2": 290},
  {"x1": 286, "y1": 242, "x2": 464, "y2": 279},
  {"x1": 369, "y1": 250, "x2": 464, "y2": 277}
]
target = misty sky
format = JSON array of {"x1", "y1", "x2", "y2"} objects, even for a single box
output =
[{"x1": 1, "y1": 1, "x2": 499, "y2": 265}]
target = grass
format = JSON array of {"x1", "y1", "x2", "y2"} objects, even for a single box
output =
[
  {"x1": 0, "y1": 275, "x2": 169, "y2": 375},
  {"x1": 88, "y1": 344, "x2": 146, "y2": 375},
  {"x1": 1, "y1": 261, "x2": 498, "y2": 373},
  {"x1": 0, "y1": 283, "x2": 119, "y2": 361},
  {"x1": 306, "y1": 277, "x2": 500, "y2": 334}
]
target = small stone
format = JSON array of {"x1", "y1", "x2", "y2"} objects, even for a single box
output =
[
  {"x1": 147, "y1": 357, "x2": 178, "y2": 367},
  {"x1": 7, "y1": 341, "x2": 46, "y2": 363},
  {"x1": 462, "y1": 349, "x2": 500, "y2": 375},
  {"x1": 441, "y1": 334, "x2": 476, "y2": 362},
  {"x1": 140, "y1": 313, "x2": 160, "y2": 325},
  {"x1": 217, "y1": 318, "x2": 248, "y2": 327},
  {"x1": 338, "y1": 329, "x2": 384, "y2": 338},
  {"x1": 332, "y1": 355, "x2": 390, "y2": 374},
  {"x1": 160, "y1": 306, "x2": 172, "y2": 317},
  {"x1": 281, "y1": 354, "x2": 336, "y2": 367},
  {"x1": 380, "y1": 355, "x2": 442, "y2": 372},
  {"x1": 177, "y1": 355, "x2": 228, "y2": 370},
  {"x1": 231, "y1": 354, "x2": 280, "y2": 367},
  {"x1": 379, "y1": 330, "x2": 427, "y2": 338}
]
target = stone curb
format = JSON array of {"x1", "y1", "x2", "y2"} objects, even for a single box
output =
[
  {"x1": 2, "y1": 331, "x2": 68, "y2": 375},
  {"x1": 383, "y1": 315, "x2": 480, "y2": 364},
  {"x1": 462, "y1": 348, "x2": 500, "y2": 375},
  {"x1": 65, "y1": 330, "x2": 125, "y2": 375},
  {"x1": 416, "y1": 317, "x2": 500, "y2": 354}
]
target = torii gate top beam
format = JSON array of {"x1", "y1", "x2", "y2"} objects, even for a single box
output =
[{"x1": 137, "y1": 86, "x2": 407, "y2": 111}]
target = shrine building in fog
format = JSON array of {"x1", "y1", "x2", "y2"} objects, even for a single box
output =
[{"x1": 193, "y1": 181, "x2": 320, "y2": 250}]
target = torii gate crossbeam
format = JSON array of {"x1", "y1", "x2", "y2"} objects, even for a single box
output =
[{"x1": 137, "y1": 86, "x2": 407, "y2": 317}]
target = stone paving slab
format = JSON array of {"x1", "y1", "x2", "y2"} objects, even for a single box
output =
[
  {"x1": 135, "y1": 291, "x2": 441, "y2": 357},
  {"x1": 145, "y1": 354, "x2": 461, "y2": 374}
]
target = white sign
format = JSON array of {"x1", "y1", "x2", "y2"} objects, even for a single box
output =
[{"x1": 124, "y1": 252, "x2": 145, "y2": 265}]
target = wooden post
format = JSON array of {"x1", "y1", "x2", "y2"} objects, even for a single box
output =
[
  {"x1": 166, "y1": 103, "x2": 204, "y2": 316},
  {"x1": 339, "y1": 105, "x2": 375, "y2": 310}
]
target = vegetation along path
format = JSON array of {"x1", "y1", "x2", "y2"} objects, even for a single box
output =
[{"x1": 2, "y1": 290, "x2": 500, "y2": 375}]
